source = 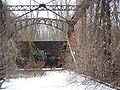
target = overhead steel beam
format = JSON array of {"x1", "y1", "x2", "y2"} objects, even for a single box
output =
[{"x1": 5, "y1": 5, "x2": 78, "y2": 11}]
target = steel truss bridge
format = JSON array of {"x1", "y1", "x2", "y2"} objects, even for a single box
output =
[
  {"x1": 6, "y1": 5, "x2": 78, "y2": 11},
  {"x1": 14, "y1": 18, "x2": 68, "y2": 32},
  {"x1": 4, "y1": 4, "x2": 77, "y2": 33}
]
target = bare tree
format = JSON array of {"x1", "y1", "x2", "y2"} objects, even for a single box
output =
[{"x1": 67, "y1": 0, "x2": 120, "y2": 88}]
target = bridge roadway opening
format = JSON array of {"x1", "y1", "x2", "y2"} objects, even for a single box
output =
[{"x1": 16, "y1": 41, "x2": 67, "y2": 69}]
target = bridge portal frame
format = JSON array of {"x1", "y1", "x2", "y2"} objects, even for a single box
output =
[{"x1": 14, "y1": 17, "x2": 69, "y2": 32}]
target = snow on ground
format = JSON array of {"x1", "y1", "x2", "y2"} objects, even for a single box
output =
[{"x1": 1, "y1": 70, "x2": 115, "y2": 90}]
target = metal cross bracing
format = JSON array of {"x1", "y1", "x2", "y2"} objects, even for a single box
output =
[
  {"x1": 14, "y1": 18, "x2": 68, "y2": 32},
  {"x1": 5, "y1": 5, "x2": 78, "y2": 11}
]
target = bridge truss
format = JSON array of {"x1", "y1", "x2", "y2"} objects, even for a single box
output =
[
  {"x1": 6, "y1": 5, "x2": 78, "y2": 11},
  {"x1": 3, "y1": 4, "x2": 77, "y2": 35},
  {"x1": 14, "y1": 18, "x2": 68, "y2": 32}
]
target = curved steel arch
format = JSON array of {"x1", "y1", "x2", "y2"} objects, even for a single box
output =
[{"x1": 14, "y1": 18, "x2": 68, "y2": 32}]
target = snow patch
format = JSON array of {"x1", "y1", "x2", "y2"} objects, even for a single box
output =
[{"x1": 1, "y1": 71, "x2": 115, "y2": 90}]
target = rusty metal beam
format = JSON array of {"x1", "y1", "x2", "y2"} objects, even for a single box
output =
[
  {"x1": 5, "y1": 5, "x2": 78, "y2": 11},
  {"x1": 70, "y1": 0, "x2": 93, "y2": 25}
]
